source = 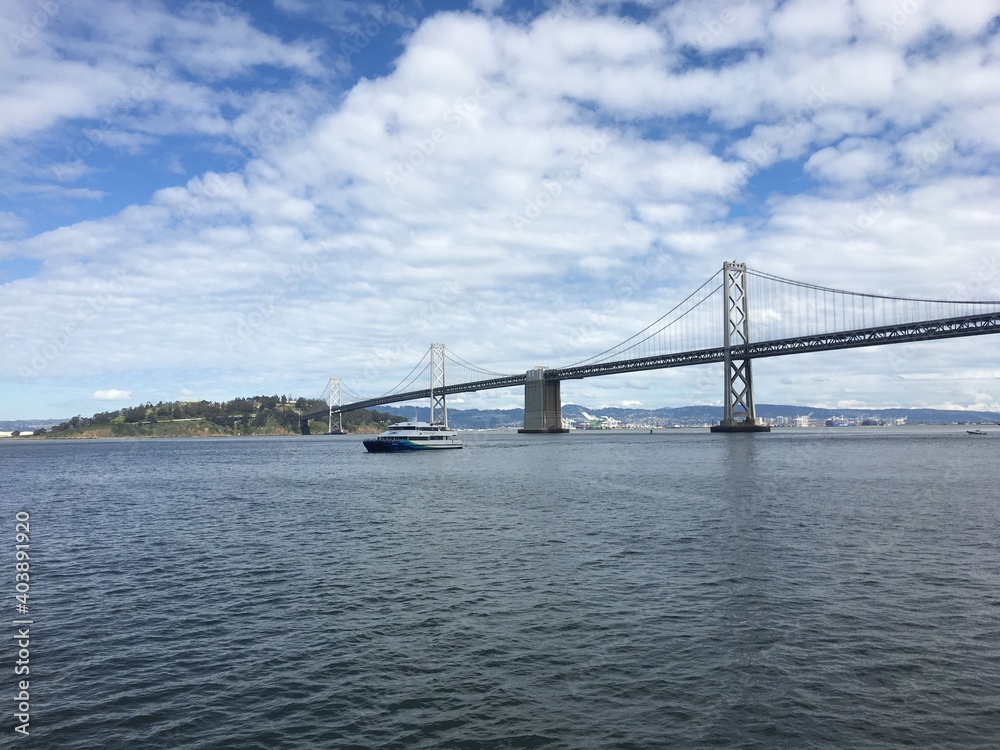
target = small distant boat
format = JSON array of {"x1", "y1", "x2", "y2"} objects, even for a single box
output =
[
  {"x1": 363, "y1": 421, "x2": 463, "y2": 452},
  {"x1": 967, "y1": 429, "x2": 987, "y2": 435}
]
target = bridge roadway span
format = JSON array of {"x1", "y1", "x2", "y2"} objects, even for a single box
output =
[{"x1": 300, "y1": 311, "x2": 1000, "y2": 424}]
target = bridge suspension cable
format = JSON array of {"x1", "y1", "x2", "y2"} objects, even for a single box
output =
[
  {"x1": 322, "y1": 346, "x2": 515, "y2": 409},
  {"x1": 745, "y1": 268, "x2": 1000, "y2": 342},
  {"x1": 382, "y1": 353, "x2": 431, "y2": 397},
  {"x1": 301, "y1": 260, "x2": 1000, "y2": 431},
  {"x1": 560, "y1": 265, "x2": 1000, "y2": 372},
  {"x1": 340, "y1": 382, "x2": 369, "y2": 403},
  {"x1": 444, "y1": 350, "x2": 511, "y2": 380},
  {"x1": 563, "y1": 268, "x2": 725, "y2": 368}
]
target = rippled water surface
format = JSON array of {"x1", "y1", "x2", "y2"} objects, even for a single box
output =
[{"x1": 2, "y1": 428, "x2": 999, "y2": 748}]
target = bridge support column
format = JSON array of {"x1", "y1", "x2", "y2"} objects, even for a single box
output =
[
  {"x1": 519, "y1": 367, "x2": 569, "y2": 433},
  {"x1": 429, "y1": 343, "x2": 449, "y2": 427},
  {"x1": 712, "y1": 261, "x2": 770, "y2": 434},
  {"x1": 327, "y1": 377, "x2": 345, "y2": 435}
]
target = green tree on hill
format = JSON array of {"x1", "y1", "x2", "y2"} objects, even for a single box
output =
[{"x1": 41, "y1": 394, "x2": 404, "y2": 437}]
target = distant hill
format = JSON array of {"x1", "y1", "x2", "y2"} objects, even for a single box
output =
[
  {"x1": 382, "y1": 403, "x2": 1000, "y2": 429},
  {"x1": 569, "y1": 403, "x2": 1000, "y2": 426},
  {"x1": 0, "y1": 419, "x2": 65, "y2": 432},
  {"x1": 754, "y1": 404, "x2": 1000, "y2": 425},
  {"x1": 7, "y1": 400, "x2": 998, "y2": 438},
  {"x1": 381, "y1": 406, "x2": 525, "y2": 429},
  {"x1": 9, "y1": 397, "x2": 403, "y2": 438}
]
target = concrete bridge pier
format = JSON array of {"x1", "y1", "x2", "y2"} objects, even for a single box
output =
[{"x1": 519, "y1": 367, "x2": 569, "y2": 433}]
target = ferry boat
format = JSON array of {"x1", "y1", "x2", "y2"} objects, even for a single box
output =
[{"x1": 363, "y1": 421, "x2": 463, "y2": 452}]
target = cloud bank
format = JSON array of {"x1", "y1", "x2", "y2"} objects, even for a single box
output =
[{"x1": 1, "y1": 0, "x2": 999, "y2": 418}]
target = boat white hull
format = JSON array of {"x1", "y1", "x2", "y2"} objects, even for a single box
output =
[
  {"x1": 362, "y1": 421, "x2": 463, "y2": 452},
  {"x1": 363, "y1": 439, "x2": 462, "y2": 452}
]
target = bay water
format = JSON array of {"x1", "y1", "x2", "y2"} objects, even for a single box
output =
[{"x1": 2, "y1": 427, "x2": 998, "y2": 748}]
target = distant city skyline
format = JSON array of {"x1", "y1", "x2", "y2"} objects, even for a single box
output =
[
  {"x1": 2, "y1": 0, "x2": 999, "y2": 419},
  {"x1": 5, "y1": 397, "x2": 1000, "y2": 435}
]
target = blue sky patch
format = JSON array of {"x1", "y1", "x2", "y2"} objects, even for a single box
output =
[{"x1": 0, "y1": 258, "x2": 42, "y2": 284}]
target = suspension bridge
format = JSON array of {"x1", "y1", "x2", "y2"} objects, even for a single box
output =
[{"x1": 300, "y1": 262, "x2": 1000, "y2": 434}]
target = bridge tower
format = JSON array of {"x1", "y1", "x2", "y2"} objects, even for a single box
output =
[
  {"x1": 429, "y1": 343, "x2": 448, "y2": 427},
  {"x1": 519, "y1": 367, "x2": 569, "y2": 433},
  {"x1": 327, "y1": 377, "x2": 344, "y2": 434},
  {"x1": 711, "y1": 261, "x2": 770, "y2": 433}
]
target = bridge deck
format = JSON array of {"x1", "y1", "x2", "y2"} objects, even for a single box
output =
[{"x1": 301, "y1": 311, "x2": 1000, "y2": 423}]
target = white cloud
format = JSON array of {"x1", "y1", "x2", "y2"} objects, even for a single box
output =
[
  {"x1": 805, "y1": 138, "x2": 895, "y2": 184},
  {"x1": 1, "y1": 4, "x2": 999, "y2": 419},
  {"x1": 0, "y1": 0, "x2": 327, "y2": 201},
  {"x1": 93, "y1": 389, "x2": 132, "y2": 401},
  {"x1": 770, "y1": 0, "x2": 853, "y2": 46},
  {"x1": 272, "y1": 0, "x2": 418, "y2": 38},
  {"x1": 472, "y1": 0, "x2": 505, "y2": 12},
  {"x1": 0, "y1": 213, "x2": 26, "y2": 239},
  {"x1": 663, "y1": 0, "x2": 774, "y2": 52}
]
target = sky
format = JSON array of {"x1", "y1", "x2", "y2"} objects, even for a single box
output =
[{"x1": 2, "y1": 0, "x2": 1000, "y2": 420}]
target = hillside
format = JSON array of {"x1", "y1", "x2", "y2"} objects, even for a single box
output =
[{"x1": 24, "y1": 396, "x2": 404, "y2": 438}]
